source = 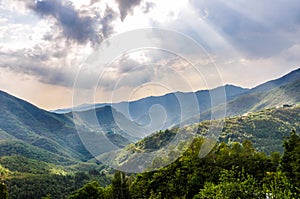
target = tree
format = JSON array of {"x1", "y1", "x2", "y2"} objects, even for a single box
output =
[
  {"x1": 112, "y1": 171, "x2": 131, "y2": 199},
  {"x1": 263, "y1": 172, "x2": 296, "y2": 199},
  {"x1": 194, "y1": 169, "x2": 263, "y2": 199},
  {"x1": 42, "y1": 194, "x2": 52, "y2": 199},
  {"x1": 270, "y1": 151, "x2": 281, "y2": 171},
  {"x1": 68, "y1": 181, "x2": 105, "y2": 199},
  {"x1": 0, "y1": 182, "x2": 8, "y2": 199},
  {"x1": 280, "y1": 130, "x2": 300, "y2": 192}
]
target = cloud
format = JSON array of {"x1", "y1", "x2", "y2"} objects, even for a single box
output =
[
  {"x1": 0, "y1": 0, "x2": 121, "y2": 90},
  {"x1": 115, "y1": 0, "x2": 143, "y2": 21},
  {"x1": 142, "y1": 1, "x2": 155, "y2": 14},
  {"x1": 101, "y1": 7, "x2": 117, "y2": 38},
  {"x1": 189, "y1": 0, "x2": 300, "y2": 58},
  {"x1": 0, "y1": 41, "x2": 80, "y2": 88},
  {"x1": 2, "y1": 0, "x2": 300, "y2": 111},
  {"x1": 26, "y1": 0, "x2": 117, "y2": 44},
  {"x1": 91, "y1": 0, "x2": 145, "y2": 21}
]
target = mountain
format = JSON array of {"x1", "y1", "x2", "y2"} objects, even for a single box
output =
[
  {"x1": 0, "y1": 90, "x2": 86, "y2": 163},
  {"x1": 52, "y1": 68, "x2": 300, "y2": 136},
  {"x1": 250, "y1": 68, "x2": 300, "y2": 93},
  {"x1": 0, "y1": 68, "x2": 299, "y2": 198},
  {"x1": 52, "y1": 84, "x2": 249, "y2": 139},
  {"x1": 51, "y1": 103, "x2": 110, "y2": 114},
  {"x1": 87, "y1": 104, "x2": 300, "y2": 173},
  {"x1": 131, "y1": 104, "x2": 300, "y2": 155},
  {"x1": 199, "y1": 78, "x2": 300, "y2": 121},
  {"x1": 1, "y1": 68, "x2": 299, "y2": 161},
  {"x1": 0, "y1": 91, "x2": 139, "y2": 165},
  {"x1": 52, "y1": 84, "x2": 249, "y2": 114}
]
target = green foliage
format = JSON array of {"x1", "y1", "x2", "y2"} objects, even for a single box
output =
[
  {"x1": 0, "y1": 164, "x2": 10, "y2": 180},
  {"x1": 68, "y1": 170, "x2": 131, "y2": 199},
  {"x1": 137, "y1": 129, "x2": 177, "y2": 151},
  {"x1": 112, "y1": 171, "x2": 131, "y2": 199},
  {"x1": 0, "y1": 140, "x2": 77, "y2": 165},
  {"x1": 263, "y1": 172, "x2": 296, "y2": 199},
  {"x1": 0, "y1": 156, "x2": 62, "y2": 174},
  {"x1": 68, "y1": 181, "x2": 105, "y2": 199},
  {"x1": 194, "y1": 169, "x2": 262, "y2": 199},
  {"x1": 42, "y1": 194, "x2": 52, "y2": 199},
  {"x1": 204, "y1": 78, "x2": 300, "y2": 123},
  {"x1": 0, "y1": 182, "x2": 8, "y2": 199},
  {"x1": 5, "y1": 169, "x2": 110, "y2": 199},
  {"x1": 129, "y1": 136, "x2": 298, "y2": 199},
  {"x1": 217, "y1": 105, "x2": 300, "y2": 154},
  {"x1": 280, "y1": 130, "x2": 300, "y2": 193}
]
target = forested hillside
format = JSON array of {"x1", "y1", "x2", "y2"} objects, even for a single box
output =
[
  {"x1": 0, "y1": 68, "x2": 299, "y2": 198},
  {"x1": 64, "y1": 130, "x2": 300, "y2": 199},
  {"x1": 137, "y1": 105, "x2": 300, "y2": 155},
  {"x1": 1, "y1": 105, "x2": 299, "y2": 198}
]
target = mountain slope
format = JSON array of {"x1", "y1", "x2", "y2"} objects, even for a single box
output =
[
  {"x1": 0, "y1": 90, "x2": 91, "y2": 161},
  {"x1": 53, "y1": 84, "x2": 249, "y2": 114},
  {"x1": 138, "y1": 104, "x2": 300, "y2": 155},
  {"x1": 250, "y1": 68, "x2": 300, "y2": 93},
  {"x1": 1, "y1": 68, "x2": 299, "y2": 167},
  {"x1": 62, "y1": 84, "x2": 248, "y2": 137},
  {"x1": 202, "y1": 78, "x2": 300, "y2": 120},
  {"x1": 0, "y1": 91, "x2": 137, "y2": 164},
  {"x1": 52, "y1": 68, "x2": 299, "y2": 135},
  {"x1": 89, "y1": 105, "x2": 300, "y2": 173}
]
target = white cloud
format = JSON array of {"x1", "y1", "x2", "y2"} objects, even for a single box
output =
[{"x1": 0, "y1": 0, "x2": 300, "y2": 109}]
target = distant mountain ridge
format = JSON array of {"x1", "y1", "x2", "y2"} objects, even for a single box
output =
[
  {"x1": 0, "y1": 68, "x2": 299, "y2": 198},
  {"x1": 52, "y1": 68, "x2": 300, "y2": 129},
  {"x1": 0, "y1": 67, "x2": 299, "y2": 167},
  {"x1": 52, "y1": 68, "x2": 300, "y2": 115},
  {"x1": 250, "y1": 68, "x2": 300, "y2": 93},
  {"x1": 52, "y1": 84, "x2": 249, "y2": 114},
  {"x1": 195, "y1": 78, "x2": 300, "y2": 123}
]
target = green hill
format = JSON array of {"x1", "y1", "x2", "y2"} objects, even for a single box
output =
[
  {"x1": 0, "y1": 90, "x2": 91, "y2": 161},
  {"x1": 137, "y1": 104, "x2": 300, "y2": 155}
]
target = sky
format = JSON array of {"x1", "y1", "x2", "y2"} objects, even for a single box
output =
[{"x1": 0, "y1": 0, "x2": 299, "y2": 110}]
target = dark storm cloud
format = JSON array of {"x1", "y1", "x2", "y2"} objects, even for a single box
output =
[
  {"x1": 115, "y1": 0, "x2": 143, "y2": 21},
  {"x1": 190, "y1": 0, "x2": 300, "y2": 58},
  {"x1": 26, "y1": 0, "x2": 117, "y2": 44}
]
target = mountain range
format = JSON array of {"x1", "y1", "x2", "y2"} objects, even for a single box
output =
[
  {"x1": 1, "y1": 68, "x2": 300, "y2": 198},
  {"x1": 56, "y1": 68, "x2": 300, "y2": 135},
  {"x1": 0, "y1": 68, "x2": 299, "y2": 165}
]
